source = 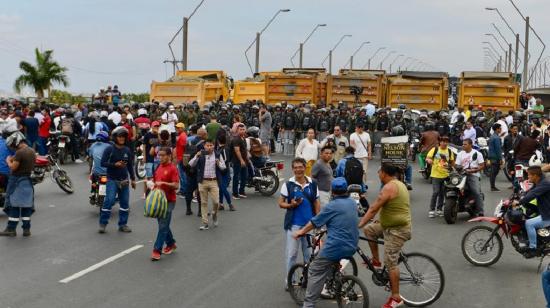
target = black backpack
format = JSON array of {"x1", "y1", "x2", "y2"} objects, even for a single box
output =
[
  {"x1": 344, "y1": 157, "x2": 364, "y2": 185},
  {"x1": 183, "y1": 138, "x2": 204, "y2": 175}
]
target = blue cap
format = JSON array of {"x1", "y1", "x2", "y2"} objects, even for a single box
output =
[{"x1": 331, "y1": 177, "x2": 348, "y2": 192}]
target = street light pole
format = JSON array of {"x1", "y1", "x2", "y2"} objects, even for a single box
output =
[
  {"x1": 344, "y1": 41, "x2": 370, "y2": 70},
  {"x1": 245, "y1": 9, "x2": 291, "y2": 75},
  {"x1": 485, "y1": 34, "x2": 508, "y2": 70},
  {"x1": 483, "y1": 41, "x2": 500, "y2": 60},
  {"x1": 389, "y1": 54, "x2": 404, "y2": 73},
  {"x1": 378, "y1": 51, "x2": 396, "y2": 69},
  {"x1": 290, "y1": 23, "x2": 327, "y2": 68},
  {"x1": 399, "y1": 57, "x2": 412, "y2": 71},
  {"x1": 363, "y1": 47, "x2": 386, "y2": 69},
  {"x1": 321, "y1": 34, "x2": 352, "y2": 74},
  {"x1": 523, "y1": 16, "x2": 530, "y2": 89}
]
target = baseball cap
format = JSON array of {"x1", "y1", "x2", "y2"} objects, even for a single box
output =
[
  {"x1": 169, "y1": 105, "x2": 175, "y2": 110},
  {"x1": 151, "y1": 121, "x2": 160, "y2": 127},
  {"x1": 176, "y1": 122, "x2": 185, "y2": 128},
  {"x1": 331, "y1": 177, "x2": 348, "y2": 192}
]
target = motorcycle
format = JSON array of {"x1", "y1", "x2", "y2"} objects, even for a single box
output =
[
  {"x1": 476, "y1": 137, "x2": 491, "y2": 177},
  {"x1": 134, "y1": 140, "x2": 146, "y2": 180},
  {"x1": 503, "y1": 150, "x2": 515, "y2": 182},
  {"x1": 89, "y1": 174, "x2": 108, "y2": 209},
  {"x1": 47, "y1": 131, "x2": 61, "y2": 161},
  {"x1": 246, "y1": 160, "x2": 284, "y2": 196},
  {"x1": 461, "y1": 193, "x2": 550, "y2": 269},
  {"x1": 32, "y1": 155, "x2": 74, "y2": 194},
  {"x1": 57, "y1": 134, "x2": 72, "y2": 165},
  {"x1": 443, "y1": 166, "x2": 484, "y2": 224}
]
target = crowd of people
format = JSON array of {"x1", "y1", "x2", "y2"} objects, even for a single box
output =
[{"x1": 1, "y1": 91, "x2": 550, "y2": 307}]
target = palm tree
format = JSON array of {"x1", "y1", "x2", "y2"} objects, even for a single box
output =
[{"x1": 14, "y1": 48, "x2": 69, "y2": 98}]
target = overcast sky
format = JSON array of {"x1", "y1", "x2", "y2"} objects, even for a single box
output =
[{"x1": 1, "y1": 0, "x2": 549, "y2": 95}]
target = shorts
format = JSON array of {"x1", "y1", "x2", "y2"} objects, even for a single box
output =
[
  {"x1": 145, "y1": 163, "x2": 154, "y2": 178},
  {"x1": 364, "y1": 222, "x2": 411, "y2": 270}
]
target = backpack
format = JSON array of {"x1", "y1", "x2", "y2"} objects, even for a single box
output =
[
  {"x1": 183, "y1": 138, "x2": 204, "y2": 175},
  {"x1": 302, "y1": 116, "x2": 311, "y2": 130},
  {"x1": 344, "y1": 157, "x2": 364, "y2": 185},
  {"x1": 284, "y1": 114, "x2": 294, "y2": 128},
  {"x1": 61, "y1": 118, "x2": 74, "y2": 134},
  {"x1": 319, "y1": 119, "x2": 329, "y2": 132}
]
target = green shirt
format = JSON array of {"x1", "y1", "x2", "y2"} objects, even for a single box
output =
[
  {"x1": 206, "y1": 122, "x2": 222, "y2": 142},
  {"x1": 533, "y1": 104, "x2": 545, "y2": 112},
  {"x1": 379, "y1": 179, "x2": 412, "y2": 229}
]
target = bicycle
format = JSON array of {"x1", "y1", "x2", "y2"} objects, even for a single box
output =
[
  {"x1": 355, "y1": 235, "x2": 445, "y2": 307},
  {"x1": 287, "y1": 230, "x2": 369, "y2": 307}
]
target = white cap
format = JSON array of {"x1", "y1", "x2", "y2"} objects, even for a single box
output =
[{"x1": 138, "y1": 108, "x2": 147, "y2": 116}]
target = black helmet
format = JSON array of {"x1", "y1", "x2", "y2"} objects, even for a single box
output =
[
  {"x1": 398, "y1": 104, "x2": 406, "y2": 110},
  {"x1": 391, "y1": 125, "x2": 405, "y2": 136},
  {"x1": 395, "y1": 110, "x2": 403, "y2": 117},
  {"x1": 246, "y1": 126, "x2": 260, "y2": 138},
  {"x1": 425, "y1": 121, "x2": 435, "y2": 131},
  {"x1": 506, "y1": 208, "x2": 524, "y2": 225},
  {"x1": 112, "y1": 126, "x2": 129, "y2": 139},
  {"x1": 457, "y1": 114, "x2": 465, "y2": 122}
]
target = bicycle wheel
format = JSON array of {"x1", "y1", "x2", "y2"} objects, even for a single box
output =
[
  {"x1": 340, "y1": 256, "x2": 358, "y2": 276},
  {"x1": 336, "y1": 275, "x2": 370, "y2": 308},
  {"x1": 287, "y1": 263, "x2": 307, "y2": 306},
  {"x1": 398, "y1": 252, "x2": 445, "y2": 307}
]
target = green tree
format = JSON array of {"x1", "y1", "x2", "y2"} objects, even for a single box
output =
[
  {"x1": 14, "y1": 48, "x2": 69, "y2": 98},
  {"x1": 123, "y1": 92, "x2": 150, "y2": 103}
]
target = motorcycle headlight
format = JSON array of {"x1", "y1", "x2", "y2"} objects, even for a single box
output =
[{"x1": 450, "y1": 176, "x2": 461, "y2": 186}]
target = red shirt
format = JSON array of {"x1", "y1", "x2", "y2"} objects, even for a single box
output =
[
  {"x1": 154, "y1": 163, "x2": 179, "y2": 202},
  {"x1": 176, "y1": 132, "x2": 187, "y2": 162},
  {"x1": 39, "y1": 115, "x2": 51, "y2": 138}
]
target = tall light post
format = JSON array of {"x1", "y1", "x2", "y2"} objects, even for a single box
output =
[
  {"x1": 508, "y1": 0, "x2": 547, "y2": 90},
  {"x1": 484, "y1": 46, "x2": 501, "y2": 71},
  {"x1": 245, "y1": 9, "x2": 291, "y2": 75},
  {"x1": 485, "y1": 34, "x2": 508, "y2": 71},
  {"x1": 363, "y1": 47, "x2": 386, "y2": 69},
  {"x1": 321, "y1": 34, "x2": 352, "y2": 74},
  {"x1": 389, "y1": 54, "x2": 404, "y2": 73},
  {"x1": 166, "y1": 0, "x2": 207, "y2": 72},
  {"x1": 399, "y1": 56, "x2": 412, "y2": 71},
  {"x1": 344, "y1": 41, "x2": 370, "y2": 70},
  {"x1": 378, "y1": 50, "x2": 396, "y2": 70},
  {"x1": 290, "y1": 23, "x2": 327, "y2": 68},
  {"x1": 492, "y1": 23, "x2": 519, "y2": 72}
]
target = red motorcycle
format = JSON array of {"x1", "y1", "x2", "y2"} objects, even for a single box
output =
[
  {"x1": 461, "y1": 192, "x2": 550, "y2": 269},
  {"x1": 32, "y1": 155, "x2": 74, "y2": 194}
]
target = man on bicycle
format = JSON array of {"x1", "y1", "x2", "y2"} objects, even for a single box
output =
[
  {"x1": 359, "y1": 164, "x2": 411, "y2": 308},
  {"x1": 293, "y1": 177, "x2": 359, "y2": 308}
]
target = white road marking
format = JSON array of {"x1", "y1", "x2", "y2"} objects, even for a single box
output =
[{"x1": 59, "y1": 244, "x2": 144, "y2": 284}]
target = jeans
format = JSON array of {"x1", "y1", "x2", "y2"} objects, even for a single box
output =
[
  {"x1": 218, "y1": 171, "x2": 232, "y2": 205},
  {"x1": 185, "y1": 173, "x2": 200, "y2": 209},
  {"x1": 489, "y1": 160, "x2": 500, "y2": 188},
  {"x1": 430, "y1": 178, "x2": 446, "y2": 211},
  {"x1": 466, "y1": 175, "x2": 484, "y2": 214},
  {"x1": 526, "y1": 216, "x2": 550, "y2": 249},
  {"x1": 154, "y1": 202, "x2": 175, "y2": 251},
  {"x1": 542, "y1": 269, "x2": 550, "y2": 308},
  {"x1": 37, "y1": 137, "x2": 48, "y2": 156},
  {"x1": 302, "y1": 257, "x2": 335, "y2": 308},
  {"x1": 177, "y1": 161, "x2": 187, "y2": 194},
  {"x1": 405, "y1": 164, "x2": 412, "y2": 185},
  {"x1": 232, "y1": 163, "x2": 248, "y2": 196},
  {"x1": 99, "y1": 180, "x2": 130, "y2": 226},
  {"x1": 285, "y1": 225, "x2": 311, "y2": 283},
  {"x1": 7, "y1": 207, "x2": 33, "y2": 230}
]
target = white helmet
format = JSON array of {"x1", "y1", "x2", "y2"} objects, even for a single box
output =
[
  {"x1": 138, "y1": 108, "x2": 147, "y2": 116},
  {"x1": 5, "y1": 131, "x2": 26, "y2": 148},
  {"x1": 529, "y1": 150, "x2": 543, "y2": 167}
]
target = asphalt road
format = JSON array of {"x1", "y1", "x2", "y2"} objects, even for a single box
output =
[{"x1": 0, "y1": 154, "x2": 546, "y2": 308}]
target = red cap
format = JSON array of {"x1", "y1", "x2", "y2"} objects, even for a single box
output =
[{"x1": 151, "y1": 121, "x2": 160, "y2": 127}]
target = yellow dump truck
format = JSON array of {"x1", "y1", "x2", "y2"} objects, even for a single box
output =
[
  {"x1": 386, "y1": 71, "x2": 448, "y2": 110},
  {"x1": 232, "y1": 81, "x2": 266, "y2": 103},
  {"x1": 264, "y1": 68, "x2": 327, "y2": 105},
  {"x1": 150, "y1": 70, "x2": 231, "y2": 106},
  {"x1": 458, "y1": 71, "x2": 519, "y2": 112},
  {"x1": 327, "y1": 69, "x2": 386, "y2": 105}
]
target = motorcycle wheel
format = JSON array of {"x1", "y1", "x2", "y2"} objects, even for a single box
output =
[
  {"x1": 135, "y1": 159, "x2": 146, "y2": 180},
  {"x1": 59, "y1": 149, "x2": 66, "y2": 165},
  {"x1": 461, "y1": 225, "x2": 503, "y2": 267},
  {"x1": 503, "y1": 160, "x2": 514, "y2": 182},
  {"x1": 443, "y1": 198, "x2": 458, "y2": 224},
  {"x1": 53, "y1": 169, "x2": 74, "y2": 194},
  {"x1": 258, "y1": 170, "x2": 279, "y2": 196}
]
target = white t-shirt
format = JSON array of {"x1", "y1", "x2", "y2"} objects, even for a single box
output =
[
  {"x1": 108, "y1": 111, "x2": 121, "y2": 125},
  {"x1": 295, "y1": 138, "x2": 320, "y2": 161},
  {"x1": 528, "y1": 97, "x2": 537, "y2": 110},
  {"x1": 161, "y1": 112, "x2": 178, "y2": 133},
  {"x1": 350, "y1": 132, "x2": 371, "y2": 159},
  {"x1": 456, "y1": 149, "x2": 485, "y2": 177}
]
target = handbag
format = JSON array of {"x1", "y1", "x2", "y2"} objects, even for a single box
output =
[{"x1": 144, "y1": 188, "x2": 168, "y2": 219}]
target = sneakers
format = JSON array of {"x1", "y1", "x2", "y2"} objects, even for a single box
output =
[
  {"x1": 75, "y1": 159, "x2": 84, "y2": 164},
  {"x1": 118, "y1": 225, "x2": 132, "y2": 233},
  {"x1": 98, "y1": 224, "x2": 107, "y2": 234},
  {"x1": 491, "y1": 187, "x2": 501, "y2": 192},
  {"x1": 163, "y1": 244, "x2": 177, "y2": 255},
  {"x1": 192, "y1": 197, "x2": 198, "y2": 203},
  {"x1": 22, "y1": 229, "x2": 31, "y2": 237},
  {"x1": 185, "y1": 209, "x2": 193, "y2": 216},
  {"x1": 151, "y1": 249, "x2": 161, "y2": 261},
  {"x1": 229, "y1": 205, "x2": 236, "y2": 211},
  {"x1": 383, "y1": 296, "x2": 404, "y2": 308},
  {"x1": 406, "y1": 184, "x2": 412, "y2": 191},
  {"x1": 232, "y1": 194, "x2": 241, "y2": 200},
  {"x1": 436, "y1": 210, "x2": 443, "y2": 217},
  {"x1": 428, "y1": 211, "x2": 435, "y2": 218},
  {"x1": 213, "y1": 213, "x2": 218, "y2": 227},
  {"x1": 371, "y1": 258, "x2": 382, "y2": 269},
  {"x1": 199, "y1": 224, "x2": 209, "y2": 231},
  {"x1": 238, "y1": 194, "x2": 248, "y2": 199},
  {"x1": 218, "y1": 204, "x2": 225, "y2": 211},
  {"x1": 0, "y1": 228, "x2": 16, "y2": 237}
]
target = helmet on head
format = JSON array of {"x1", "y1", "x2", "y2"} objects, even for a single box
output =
[
  {"x1": 111, "y1": 126, "x2": 129, "y2": 139},
  {"x1": 246, "y1": 126, "x2": 260, "y2": 138},
  {"x1": 137, "y1": 108, "x2": 147, "y2": 116},
  {"x1": 505, "y1": 208, "x2": 524, "y2": 225},
  {"x1": 391, "y1": 125, "x2": 405, "y2": 136},
  {"x1": 395, "y1": 109, "x2": 403, "y2": 117},
  {"x1": 425, "y1": 121, "x2": 435, "y2": 131},
  {"x1": 398, "y1": 104, "x2": 406, "y2": 110},
  {"x1": 5, "y1": 131, "x2": 26, "y2": 149},
  {"x1": 529, "y1": 150, "x2": 543, "y2": 166},
  {"x1": 457, "y1": 114, "x2": 465, "y2": 122},
  {"x1": 96, "y1": 131, "x2": 110, "y2": 142}
]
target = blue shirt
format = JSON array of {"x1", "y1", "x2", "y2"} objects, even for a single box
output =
[
  {"x1": 311, "y1": 196, "x2": 359, "y2": 261},
  {"x1": 23, "y1": 117, "x2": 39, "y2": 140},
  {"x1": 280, "y1": 177, "x2": 319, "y2": 227},
  {"x1": 0, "y1": 138, "x2": 14, "y2": 174},
  {"x1": 488, "y1": 133, "x2": 502, "y2": 160},
  {"x1": 101, "y1": 144, "x2": 135, "y2": 181},
  {"x1": 88, "y1": 142, "x2": 110, "y2": 175},
  {"x1": 85, "y1": 122, "x2": 109, "y2": 140},
  {"x1": 365, "y1": 104, "x2": 375, "y2": 117}
]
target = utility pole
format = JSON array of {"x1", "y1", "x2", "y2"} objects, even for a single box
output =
[
  {"x1": 299, "y1": 43, "x2": 304, "y2": 68},
  {"x1": 182, "y1": 17, "x2": 189, "y2": 70},
  {"x1": 523, "y1": 16, "x2": 529, "y2": 90},
  {"x1": 255, "y1": 32, "x2": 260, "y2": 74},
  {"x1": 508, "y1": 44, "x2": 512, "y2": 72},
  {"x1": 515, "y1": 33, "x2": 520, "y2": 74}
]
